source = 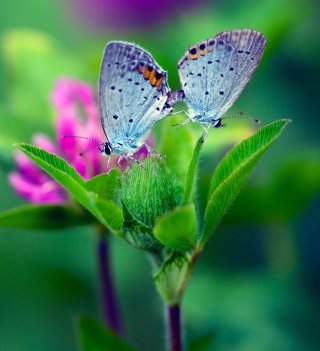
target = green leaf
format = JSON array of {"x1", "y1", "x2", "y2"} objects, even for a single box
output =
[
  {"x1": 0, "y1": 204, "x2": 95, "y2": 230},
  {"x1": 153, "y1": 251, "x2": 191, "y2": 305},
  {"x1": 154, "y1": 204, "x2": 198, "y2": 252},
  {"x1": 88, "y1": 193, "x2": 124, "y2": 232},
  {"x1": 15, "y1": 143, "x2": 123, "y2": 232},
  {"x1": 157, "y1": 115, "x2": 196, "y2": 185},
  {"x1": 201, "y1": 119, "x2": 290, "y2": 245},
  {"x1": 86, "y1": 169, "x2": 121, "y2": 201},
  {"x1": 78, "y1": 315, "x2": 136, "y2": 351},
  {"x1": 182, "y1": 135, "x2": 203, "y2": 206},
  {"x1": 121, "y1": 201, "x2": 157, "y2": 250}
]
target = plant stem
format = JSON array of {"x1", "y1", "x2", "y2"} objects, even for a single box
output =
[
  {"x1": 167, "y1": 304, "x2": 182, "y2": 351},
  {"x1": 98, "y1": 232, "x2": 122, "y2": 334}
]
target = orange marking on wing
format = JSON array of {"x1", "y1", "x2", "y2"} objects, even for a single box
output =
[
  {"x1": 199, "y1": 48, "x2": 206, "y2": 56},
  {"x1": 189, "y1": 52, "x2": 198, "y2": 60},
  {"x1": 139, "y1": 66, "x2": 146, "y2": 74},
  {"x1": 155, "y1": 75, "x2": 164, "y2": 87},
  {"x1": 148, "y1": 69, "x2": 156, "y2": 86},
  {"x1": 145, "y1": 67, "x2": 152, "y2": 79}
]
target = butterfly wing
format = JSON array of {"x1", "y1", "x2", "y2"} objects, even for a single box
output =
[
  {"x1": 211, "y1": 29, "x2": 266, "y2": 117},
  {"x1": 177, "y1": 29, "x2": 266, "y2": 122},
  {"x1": 99, "y1": 41, "x2": 171, "y2": 154}
]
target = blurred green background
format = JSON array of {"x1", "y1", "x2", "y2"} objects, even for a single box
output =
[{"x1": 1, "y1": 0, "x2": 320, "y2": 350}]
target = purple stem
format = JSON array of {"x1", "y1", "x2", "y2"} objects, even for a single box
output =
[
  {"x1": 167, "y1": 304, "x2": 182, "y2": 351},
  {"x1": 98, "y1": 234, "x2": 122, "y2": 334}
]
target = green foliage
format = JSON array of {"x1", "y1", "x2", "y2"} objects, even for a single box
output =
[
  {"x1": 86, "y1": 169, "x2": 121, "y2": 201},
  {"x1": 78, "y1": 315, "x2": 136, "y2": 351},
  {"x1": 154, "y1": 205, "x2": 198, "y2": 252},
  {"x1": 182, "y1": 135, "x2": 203, "y2": 206},
  {"x1": 201, "y1": 119, "x2": 290, "y2": 245},
  {"x1": 0, "y1": 204, "x2": 94, "y2": 230},
  {"x1": 153, "y1": 251, "x2": 192, "y2": 305},
  {"x1": 120, "y1": 157, "x2": 179, "y2": 229},
  {"x1": 119, "y1": 157, "x2": 181, "y2": 250},
  {"x1": 121, "y1": 201, "x2": 156, "y2": 250},
  {"x1": 15, "y1": 143, "x2": 123, "y2": 233},
  {"x1": 9, "y1": 120, "x2": 290, "y2": 303}
]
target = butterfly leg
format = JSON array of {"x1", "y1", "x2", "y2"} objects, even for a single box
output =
[
  {"x1": 171, "y1": 110, "x2": 189, "y2": 117},
  {"x1": 107, "y1": 156, "x2": 112, "y2": 170},
  {"x1": 127, "y1": 155, "x2": 145, "y2": 170},
  {"x1": 117, "y1": 157, "x2": 125, "y2": 173},
  {"x1": 172, "y1": 115, "x2": 193, "y2": 127},
  {"x1": 144, "y1": 143, "x2": 166, "y2": 159},
  {"x1": 201, "y1": 124, "x2": 211, "y2": 143}
]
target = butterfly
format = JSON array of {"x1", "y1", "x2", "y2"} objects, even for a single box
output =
[
  {"x1": 64, "y1": 41, "x2": 172, "y2": 171},
  {"x1": 168, "y1": 29, "x2": 266, "y2": 139}
]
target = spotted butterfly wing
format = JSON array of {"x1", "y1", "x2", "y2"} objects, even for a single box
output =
[
  {"x1": 99, "y1": 41, "x2": 172, "y2": 156},
  {"x1": 176, "y1": 29, "x2": 266, "y2": 124}
]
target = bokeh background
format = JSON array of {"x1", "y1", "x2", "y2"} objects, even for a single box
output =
[{"x1": 1, "y1": 0, "x2": 320, "y2": 350}]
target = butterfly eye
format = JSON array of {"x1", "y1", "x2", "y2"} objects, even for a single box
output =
[
  {"x1": 103, "y1": 143, "x2": 111, "y2": 155},
  {"x1": 212, "y1": 118, "x2": 222, "y2": 128}
]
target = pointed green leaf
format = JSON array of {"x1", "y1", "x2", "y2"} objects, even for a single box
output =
[
  {"x1": 78, "y1": 315, "x2": 136, "y2": 351},
  {"x1": 154, "y1": 204, "x2": 198, "y2": 252},
  {"x1": 201, "y1": 119, "x2": 290, "y2": 245},
  {"x1": 86, "y1": 169, "x2": 121, "y2": 201},
  {"x1": 15, "y1": 143, "x2": 123, "y2": 232},
  {"x1": 0, "y1": 204, "x2": 95, "y2": 230},
  {"x1": 88, "y1": 193, "x2": 124, "y2": 232},
  {"x1": 182, "y1": 135, "x2": 203, "y2": 206}
]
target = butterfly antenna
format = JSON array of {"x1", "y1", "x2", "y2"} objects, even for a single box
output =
[
  {"x1": 221, "y1": 115, "x2": 260, "y2": 124},
  {"x1": 79, "y1": 143, "x2": 105, "y2": 157},
  {"x1": 61, "y1": 135, "x2": 103, "y2": 143}
]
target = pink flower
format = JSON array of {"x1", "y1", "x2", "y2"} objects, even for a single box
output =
[{"x1": 8, "y1": 77, "x2": 151, "y2": 204}]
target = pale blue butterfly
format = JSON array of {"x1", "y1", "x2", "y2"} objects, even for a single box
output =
[
  {"x1": 168, "y1": 29, "x2": 267, "y2": 139},
  {"x1": 64, "y1": 41, "x2": 172, "y2": 171}
]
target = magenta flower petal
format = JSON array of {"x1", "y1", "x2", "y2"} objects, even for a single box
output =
[
  {"x1": 56, "y1": 113, "x2": 80, "y2": 159},
  {"x1": 8, "y1": 172, "x2": 65, "y2": 204},
  {"x1": 33, "y1": 133, "x2": 59, "y2": 155},
  {"x1": 51, "y1": 78, "x2": 77, "y2": 110},
  {"x1": 14, "y1": 151, "x2": 48, "y2": 184},
  {"x1": 72, "y1": 155, "x2": 89, "y2": 179}
]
